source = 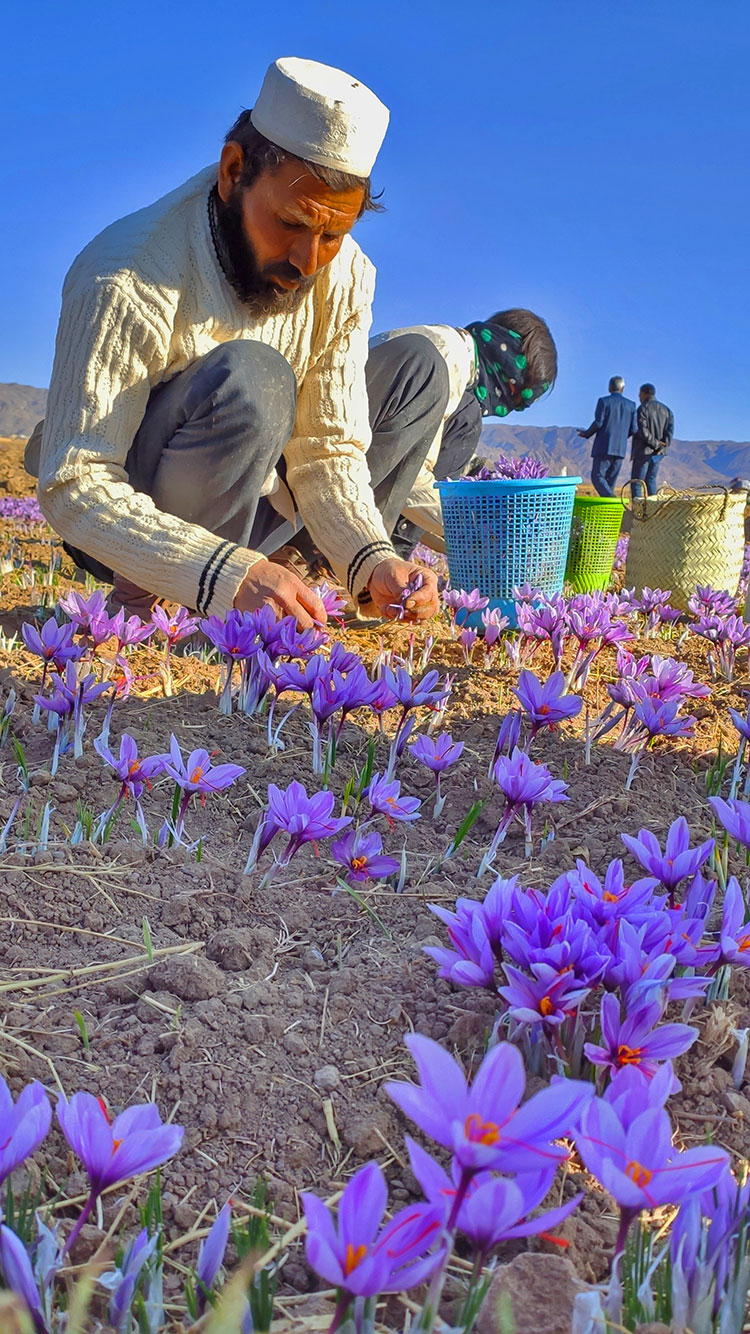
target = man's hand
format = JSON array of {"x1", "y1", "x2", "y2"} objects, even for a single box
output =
[
  {"x1": 577, "y1": 429, "x2": 588, "y2": 438},
  {"x1": 234, "y1": 558, "x2": 327, "y2": 629},
  {"x1": 367, "y1": 559, "x2": 439, "y2": 622}
]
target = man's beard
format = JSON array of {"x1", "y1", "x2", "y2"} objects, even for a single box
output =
[{"x1": 212, "y1": 185, "x2": 317, "y2": 315}]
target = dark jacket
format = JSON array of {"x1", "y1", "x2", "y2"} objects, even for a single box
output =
[
  {"x1": 632, "y1": 398, "x2": 674, "y2": 456},
  {"x1": 582, "y1": 392, "x2": 638, "y2": 459}
]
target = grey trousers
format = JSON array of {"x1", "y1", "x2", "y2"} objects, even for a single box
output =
[{"x1": 67, "y1": 333, "x2": 479, "y2": 582}]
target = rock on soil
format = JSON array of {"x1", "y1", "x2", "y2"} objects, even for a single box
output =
[
  {"x1": 477, "y1": 1253, "x2": 590, "y2": 1334},
  {"x1": 148, "y1": 952, "x2": 226, "y2": 1000}
]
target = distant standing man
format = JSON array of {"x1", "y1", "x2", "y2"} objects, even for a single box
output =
[
  {"x1": 630, "y1": 383, "x2": 674, "y2": 497},
  {"x1": 578, "y1": 376, "x2": 637, "y2": 497}
]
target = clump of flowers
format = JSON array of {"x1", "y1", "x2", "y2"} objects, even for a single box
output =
[
  {"x1": 0, "y1": 495, "x2": 45, "y2": 524},
  {"x1": 459, "y1": 455, "x2": 550, "y2": 480},
  {"x1": 689, "y1": 612, "x2": 750, "y2": 682}
]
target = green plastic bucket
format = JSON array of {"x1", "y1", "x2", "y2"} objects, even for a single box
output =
[{"x1": 564, "y1": 495, "x2": 624, "y2": 592}]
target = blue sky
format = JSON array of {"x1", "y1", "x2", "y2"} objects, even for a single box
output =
[{"x1": 2, "y1": 0, "x2": 748, "y2": 440}]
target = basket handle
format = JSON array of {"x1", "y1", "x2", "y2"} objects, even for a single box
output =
[{"x1": 621, "y1": 481, "x2": 732, "y2": 522}]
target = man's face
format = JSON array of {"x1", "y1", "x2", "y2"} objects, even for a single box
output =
[
  {"x1": 217, "y1": 147, "x2": 365, "y2": 314},
  {"x1": 639, "y1": 390, "x2": 649, "y2": 404}
]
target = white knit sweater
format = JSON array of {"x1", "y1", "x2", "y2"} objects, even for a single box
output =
[
  {"x1": 371, "y1": 324, "x2": 476, "y2": 536},
  {"x1": 38, "y1": 165, "x2": 395, "y2": 614}
]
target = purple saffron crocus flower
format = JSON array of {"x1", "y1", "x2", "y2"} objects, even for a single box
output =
[
  {"x1": 456, "y1": 587, "x2": 489, "y2": 613},
  {"x1": 369, "y1": 674, "x2": 398, "y2": 724},
  {"x1": 196, "y1": 1202, "x2": 231, "y2": 1312},
  {"x1": 328, "y1": 642, "x2": 362, "y2": 673},
  {"x1": 512, "y1": 669, "x2": 583, "y2": 736},
  {"x1": 480, "y1": 747, "x2": 568, "y2": 871},
  {"x1": 602, "y1": 1062, "x2": 680, "y2": 1129},
  {"x1": 459, "y1": 626, "x2": 478, "y2": 662},
  {"x1": 499, "y1": 962, "x2": 590, "y2": 1027},
  {"x1": 385, "y1": 1033, "x2": 593, "y2": 1175},
  {"x1": 634, "y1": 697, "x2": 696, "y2": 740},
  {"x1": 425, "y1": 900, "x2": 497, "y2": 989},
  {"x1": 0, "y1": 1223, "x2": 47, "y2": 1332},
  {"x1": 487, "y1": 710, "x2": 523, "y2": 779},
  {"x1": 39, "y1": 661, "x2": 111, "y2": 711},
  {"x1": 411, "y1": 732, "x2": 464, "y2": 816},
  {"x1": 481, "y1": 607, "x2": 509, "y2": 648},
  {"x1": 0, "y1": 1076, "x2": 52, "y2": 1185},
  {"x1": 584, "y1": 991, "x2": 697, "y2": 1079},
  {"x1": 493, "y1": 747, "x2": 569, "y2": 808},
  {"x1": 151, "y1": 604, "x2": 200, "y2": 645},
  {"x1": 266, "y1": 780, "x2": 351, "y2": 847},
  {"x1": 709, "y1": 794, "x2": 750, "y2": 847},
  {"x1": 719, "y1": 876, "x2": 750, "y2": 964},
  {"x1": 58, "y1": 588, "x2": 107, "y2": 628},
  {"x1": 575, "y1": 1097, "x2": 729, "y2": 1253},
  {"x1": 516, "y1": 594, "x2": 568, "y2": 668},
  {"x1": 200, "y1": 610, "x2": 261, "y2": 660},
  {"x1": 57, "y1": 1094, "x2": 184, "y2": 1193},
  {"x1": 302, "y1": 1161, "x2": 443, "y2": 1297},
  {"x1": 22, "y1": 617, "x2": 82, "y2": 672},
  {"x1": 107, "y1": 608, "x2": 154, "y2": 653},
  {"x1": 311, "y1": 579, "x2": 349, "y2": 621},
  {"x1": 364, "y1": 773, "x2": 422, "y2": 825},
  {"x1": 247, "y1": 780, "x2": 352, "y2": 881},
  {"x1": 94, "y1": 733, "x2": 165, "y2": 802},
  {"x1": 160, "y1": 736, "x2": 245, "y2": 796},
  {"x1": 330, "y1": 828, "x2": 399, "y2": 883},
  {"x1": 513, "y1": 582, "x2": 544, "y2": 606},
  {"x1": 406, "y1": 1138, "x2": 581, "y2": 1259},
  {"x1": 273, "y1": 655, "x2": 329, "y2": 696},
  {"x1": 621, "y1": 817, "x2": 714, "y2": 903},
  {"x1": 567, "y1": 857, "x2": 656, "y2": 926},
  {"x1": 159, "y1": 735, "x2": 245, "y2": 839},
  {"x1": 101, "y1": 1225, "x2": 160, "y2": 1332},
  {"x1": 382, "y1": 666, "x2": 449, "y2": 713},
  {"x1": 648, "y1": 655, "x2": 709, "y2": 701},
  {"x1": 57, "y1": 1094, "x2": 183, "y2": 1253},
  {"x1": 411, "y1": 732, "x2": 464, "y2": 772}
]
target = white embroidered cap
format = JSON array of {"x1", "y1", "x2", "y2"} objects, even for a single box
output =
[{"x1": 250, "y1": 57, "x2": 389, "y2": 179}]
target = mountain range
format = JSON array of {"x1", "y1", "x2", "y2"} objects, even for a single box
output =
[
  {"x1": 1, "y1": 382, "x2": 748, "y2": 488},
  {"x1": 480, "y1": 423, "x2": 750, "y2": 490}
]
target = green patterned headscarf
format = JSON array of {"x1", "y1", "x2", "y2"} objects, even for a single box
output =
[{"x1": 466, "y1": 320, "x2": 549, "y2": 417}]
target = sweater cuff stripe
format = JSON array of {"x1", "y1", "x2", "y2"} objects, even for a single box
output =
[
  {"x1": 203, "y1": 542, "x2": 239, "y2": 614},
  {"x1": 197, "y1": 540, "x2": 232, "y2": 613},
  {"x1": 347, "y1": 541, "x2": 395, "y2": 595}
]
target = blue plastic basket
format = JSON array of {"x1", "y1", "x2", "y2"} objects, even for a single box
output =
[{"x1": 435, "y1": 476, "x2": 581, "y2": 628}]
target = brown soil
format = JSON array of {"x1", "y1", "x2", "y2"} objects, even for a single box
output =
[{"x1": 1, "y1": 437, "x2": 750, "y2": 1312}]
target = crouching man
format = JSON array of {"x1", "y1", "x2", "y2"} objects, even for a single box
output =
[{"x1": 31, "y1": 57, "x2": 444, "y2": 628}]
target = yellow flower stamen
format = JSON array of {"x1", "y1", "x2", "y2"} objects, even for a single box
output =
[
  {"x1": 617, "y1": 1043, "x2": 643, "y2": 1066},
  {"x1": 625, "y1": 1160, "x2": 652, "y2": 1187},
  {"x1": 344, "y1": 1243, "x2": 367, "y2": 1275},
  {"x1": 464, "y1": 1112, "x2": 499, "y2": 1145}
]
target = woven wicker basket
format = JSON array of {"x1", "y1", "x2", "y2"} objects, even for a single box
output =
[{"x1": 624, "y1": 486, "x2": 746, "y2": 611}]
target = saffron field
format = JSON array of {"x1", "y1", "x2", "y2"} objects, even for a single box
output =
[{"x1": 0, "y1": 439, "x2": 749, "y2": 1333}]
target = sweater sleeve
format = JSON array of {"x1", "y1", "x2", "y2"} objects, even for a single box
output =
[
  {"x1": 284, "y1": 273, "x2": 396, "y2": 598},
  {"x1": 38, "y1": 276, "x2": 258, "y2": 615}
]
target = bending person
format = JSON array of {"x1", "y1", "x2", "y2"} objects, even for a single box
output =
[
  {"x1": 29, "y1": 58, "x2": 444, "y2": 627},
  {"x1": 372, "y1": 309, "x2": 557, "y2": 554}
]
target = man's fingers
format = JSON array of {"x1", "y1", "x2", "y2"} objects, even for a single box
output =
[
  {"x1": 296, "y1": 583, "x2": 328, "y2": 625},
  {"x1": 292, "y1": 602, "x2": 316, "y2": 630},
  {"x1": 405, "y1": 586, "x2": 435, "y2": 609}
]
